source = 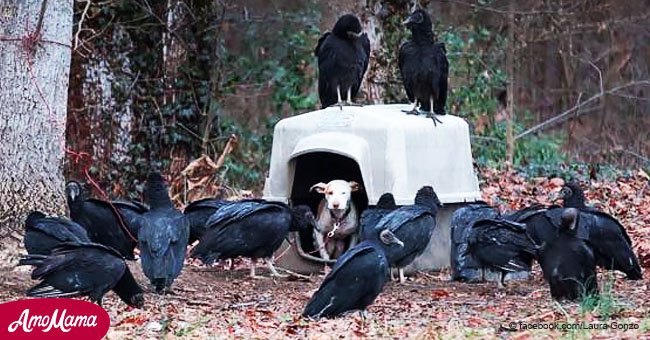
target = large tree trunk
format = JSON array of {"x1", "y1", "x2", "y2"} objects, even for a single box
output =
[{"x1": 0, "y1": 0, "x2": 72, "y2": 267}]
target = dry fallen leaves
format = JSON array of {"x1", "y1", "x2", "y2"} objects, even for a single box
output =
[{"x1": 2, "y1": 167, "x2": 648, "y2": 338}]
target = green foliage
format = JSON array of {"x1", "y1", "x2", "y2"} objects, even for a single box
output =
[
  {"x1": 69, "y1": 1, "x2": 319, "y2": 195},
  {"x1": 438, "y1": 21, "x2": 568, "y2": 175}
]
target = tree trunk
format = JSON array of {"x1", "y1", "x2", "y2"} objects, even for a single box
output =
[
  {"x1": 505, "y1": 0, "x2": 515, "y2": 166},
  {"x1": 0, "y1": 0, "x2": 72, "y2": 267}
]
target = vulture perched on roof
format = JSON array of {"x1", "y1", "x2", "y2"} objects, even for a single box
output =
[
  {"x1": 399, "y1": 8, "x2": 449, "y2": 125},
  {"x1": 315, "y1": 14, "x2": 370, "y2": 109}
]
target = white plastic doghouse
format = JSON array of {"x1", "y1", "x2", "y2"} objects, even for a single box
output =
[{"x1": 264, "y1": 104, "x2": 481, "y2": 274}]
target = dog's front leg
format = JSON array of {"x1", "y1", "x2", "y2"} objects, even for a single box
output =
[{"x1": 313, "y1": 229, "x2": 330, "y2": 260}]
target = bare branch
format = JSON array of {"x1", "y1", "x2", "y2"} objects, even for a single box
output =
[
  {"x1": 74, "y1": 0, "x2": 91, "y2": 50},
  {"x1": 515, "y1": 80, "x2": 650, "y2": 139}
]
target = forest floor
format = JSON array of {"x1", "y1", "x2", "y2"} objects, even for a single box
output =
[
  {"x1": 1, "y1": 167, "x2": 648, "y2": 339},
  {"x1": 1, "y1": 262, "x2": 648, "y2": 339}
]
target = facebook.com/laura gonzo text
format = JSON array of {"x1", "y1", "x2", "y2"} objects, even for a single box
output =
[{"x1": 502, "y1": 321, "x2": 640, "y2": 331}]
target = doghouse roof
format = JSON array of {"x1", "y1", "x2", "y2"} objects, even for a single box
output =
[{"x1": 263, "y1": 104, "x2": 481, "y2": 205}]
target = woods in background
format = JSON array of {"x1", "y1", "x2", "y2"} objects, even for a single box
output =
[{"x1": 64, "y1": 0, "x2": 649, "y2": 197}]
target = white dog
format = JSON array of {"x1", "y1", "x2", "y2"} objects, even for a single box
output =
[{"x1": 310, "y1": 180, "x2": 360, "y2": 260}]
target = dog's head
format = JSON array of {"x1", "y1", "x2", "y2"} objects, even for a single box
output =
[{"x1": 310, "y1": 180, "x2": 359, "y2": 211}]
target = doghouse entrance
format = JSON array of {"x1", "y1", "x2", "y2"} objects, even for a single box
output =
[{"x1": 290, "y1": 152, "x2": 368, "y2": 263}]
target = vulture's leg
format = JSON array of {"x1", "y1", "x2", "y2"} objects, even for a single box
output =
[
  {"x1": 399, "y1": 268, "x2": 406, "y2": 284},
  {"x1": 345, "y1": 87, "x2": 362, "y2": 106},
  {"x1": 265, "y1": 258, "x2": 288, "y2": 278},
  {"x1": 250, "y1": 259, "x2": 267, "y2": 279},
  {"x1": 424, "y1": 97, "x2": 443, "y2": 126},
  {"x1": 402, "y1": 101, "x2": 420, "y2": 115},
  {"x1": 327, "y1": 85, "x2": 346, "y2": 110},
  {"x1": 497, "y1": 272, "x2": 505, "y2": 289}
]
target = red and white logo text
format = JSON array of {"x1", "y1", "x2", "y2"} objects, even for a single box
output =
[{"x1": 0, "y1": 298, "x2": 110, "y2": 340}]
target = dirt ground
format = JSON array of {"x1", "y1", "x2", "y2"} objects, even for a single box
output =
[{"x1": 1, "y1": 258, "x2": 648, "y2": 339}]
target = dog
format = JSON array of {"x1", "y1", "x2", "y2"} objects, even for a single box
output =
[{"x1": 310, "y1": 180, "x2": 360, "y2": 260}]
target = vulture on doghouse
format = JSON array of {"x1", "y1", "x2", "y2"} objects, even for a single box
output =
[
  {"x1": 23, "y1": 211, "x2": 91, "y2": 256},
  {"x1": 399, "y1": 8, "x2": 449, "y2": 124},
  {"x1": 364, "y1": 186, "x2": 440, "y2": 283},
  {"x1": 302, "y1": 241, "x2": 391, "y2": 319},
  {"x1": 138, "y1": 172, "x2": 189, "y2": 293},
  {"x1": 315, "y1": 14, "x2": 370, "y2": 108},
  {"x1": 66, "y1": 181, "x2": 141, "y2": 260},
  {"x1": 537, "y1": 208, "x2": 598, "y2": 301},
  {"x1": 190, "y1": 200, "x2": 316, "y2": 278}
]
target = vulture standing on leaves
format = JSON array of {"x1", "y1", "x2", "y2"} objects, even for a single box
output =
[
  {"x1": 538, "y1": 208, "x2": 598, "y2": 301},
  {"x1": 399, "y1": 8, "x2": 449, "y2": 125},
  {"x1": 138, "y1": 172, "x2": 189, "y2": 293},
  {"x1": 190, "y1": 201, "x2": 316, "y2": 278},
  {"x1": 183, "y1": 197, "x2": 229, "y2": 244},
  {"x1": 24, "y1": 211, "x2": 91, "y2": 255},
  {"x1": 450, "y1": 203, "x2": 500, "y2": 282},
  {"x1": 522, "y1": 182, "x2": 642, "y2": 279},
  {"x1": 465, "y1": 218, "x2": 536, "y2": 288},
  {"x1": 110, "y1": 200, "x2": 149, "y2": 239},
  {"x1": 66, "y1": 181, "x2": 140, "y2": 259},
  {"x1": 302, "y1": 241, "x2": 392, "y2": 319},
  {"x1": 364, "y1": 186, "x2": 440, "y2": 283},
  {"x1": 315, "y1": 14, "x2": 370, "y2": 109},
  {"x1": 558, "y1": 181, "x2": 642, "y2": 279},
  {"x1": 19, "y1": 242, "x2": 145, "y2": 308}
]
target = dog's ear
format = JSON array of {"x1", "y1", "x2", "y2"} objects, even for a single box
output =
[
  {"x1": 310, "y1": 182, "x2": 327, "y2": 194},
  {"x1": 349, "y1": 181, "x2": 360, "y2": 192}
]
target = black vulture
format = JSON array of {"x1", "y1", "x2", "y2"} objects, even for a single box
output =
[
  {"x1": 138, "y1": 172, "x2": 189, "y2": 292},
  {"x1": 449, "y1": 202, "x2": 500, "y2": 282},
  {"x1": 18, "y1": 242, "x2": 145, "y2": 308},
  {"x1": 538, "y1": 208, "x2": 598, "y2": 301},
  {"x1": 465, "y1": 218, "x2": 537, "y2": 288},
  {"x1": 360, "y1": 193, "x2": 398, "y2": 241},
  {"x1": 111, "y1": 200, "x2": 149, "y2": 239},
  {"x1": 24, "y1": 211, "x2": 91, "y2": 255},
  {"x1": 558, "y1": 182, "x2": 642, "y2": 279},
  {"x1": 65, "y1": 181, "x2": 140, "y2": 259},
  {"x1": 364, "y1": 186, "x2": 440, "y2": 283},
  {"x1": 183, "y1": 197, "x2": 229, "y2": 244},
  {"x1": 190, "y1": 201, "x2": 315, "y2": 278},
  {"x1": 398, "y1": 8, "x2": 449, "y2": 124},
  {"x1": 520, "y1": 183, "x2": 642, "y2": 279},
  {"x1": 315, "y1": 14, "x2": 370, "y2": 109},
  {"x1": 302, "y1": 241, "x2": 390, "y2": 319}
]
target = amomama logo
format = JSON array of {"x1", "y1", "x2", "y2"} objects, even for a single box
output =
[{"x1": 0, "y1": 298, "x2": 110, "y2": 340}]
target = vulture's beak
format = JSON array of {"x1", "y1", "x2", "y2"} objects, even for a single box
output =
[{"x1": 347, "y1": 31, "x2": 363, "y2": 39}]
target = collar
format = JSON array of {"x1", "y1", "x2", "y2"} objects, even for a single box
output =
[{"x1": 329, "y1": 206, "x2": 351, "y2": 224}]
